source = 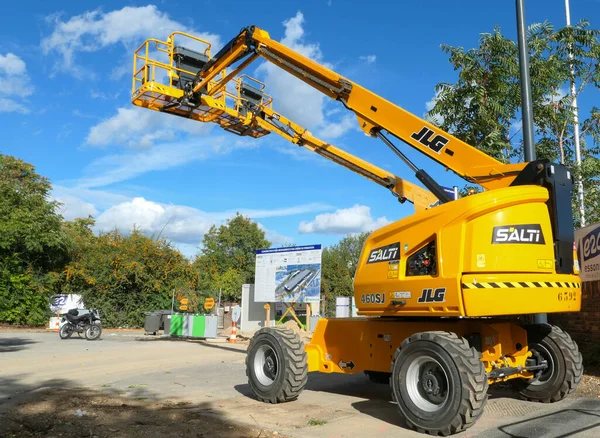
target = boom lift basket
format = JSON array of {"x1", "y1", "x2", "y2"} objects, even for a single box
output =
[
  {"x1": 172, "y1": 45, "x2": 209, "y2": 91},
  {"x1": 131, "y1": 32, "x2": 271, "y2": 139}
]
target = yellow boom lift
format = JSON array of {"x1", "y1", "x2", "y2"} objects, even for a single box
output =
[{"x1": 132, "y1": 28, "x2": 583, "y2": 436}]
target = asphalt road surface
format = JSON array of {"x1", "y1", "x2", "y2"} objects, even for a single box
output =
[{"x1": 1, "y1": 331, "x2": 599, "y2": 437}]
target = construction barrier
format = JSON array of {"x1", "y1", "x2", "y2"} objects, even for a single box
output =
[{"x1": 169, "y1": 313, "x2": 218, "y2": 339}]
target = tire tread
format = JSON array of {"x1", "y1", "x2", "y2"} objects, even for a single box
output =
[{"x1": 390, "y1": 331, "x2": 488, "y2": 436}]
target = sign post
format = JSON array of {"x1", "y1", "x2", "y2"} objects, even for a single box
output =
[{"x1": 264, "y1": 303, "x2": 271, "y2": 327}]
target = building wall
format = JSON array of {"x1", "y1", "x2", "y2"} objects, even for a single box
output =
[{"x1": 549, "y1": 280, "x2": 600, "y2": 348}]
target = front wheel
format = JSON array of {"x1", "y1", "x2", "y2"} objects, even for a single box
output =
[
  {"x1": 246, "y1": 327, "x2": 308, "y2": 403},
  {"x1": 391, "y1": 331, "x2": 488, "y2": 436},
  {"x1": 85, "y1": 323, "x2": 102, "y2": 341},
  {"x1": 515, "y1": 324, "x2": 582, "y2": 403},
  {"x1": 59, "y1": 323, "x2": 73, "y2": 339}
]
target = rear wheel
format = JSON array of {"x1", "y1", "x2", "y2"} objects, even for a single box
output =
[
  {"x1": 85, "y1": 323, "x2": 102, "y2": 341},
  {"x1": 59, "y1": 324, "x2": 73, "y2": 339},
  {"x1": 246, "y1": 327, "x2": 307, "y2": 403},
  {"x1": 515, "y1": 324, "x2": 582, "y2": 403},
  {"x1": 391, "y1": 331, "x2": 488, "y2": 436}
]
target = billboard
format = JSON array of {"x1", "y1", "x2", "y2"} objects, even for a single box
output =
[
  {"x1": 255, "y1": 245, "x2": 322, "y2": 303},
  {"x1": 576, "y1": 222, "x2": 600, "y2": 282},
  {"x1": 50, "y1": 294, "x2": 84, "y2": 315}
]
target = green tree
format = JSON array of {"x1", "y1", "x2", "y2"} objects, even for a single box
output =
[
  {"x1": 193, "y1": 214, "x2": 270, "y2": 300},
  {"x1": 427, "y1": 21, "x2": 600, "y2": 225},
  {"x1": 59, "y1": 223, "x2": 196, "y2": 327},
  {"x1": 0, "y1": 155, "x2": 69, "y2": 325},
  {"x1": 320, "y1": 233, "x2": 369, "y2": 316}
]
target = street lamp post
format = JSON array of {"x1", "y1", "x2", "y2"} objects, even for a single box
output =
[{"x1": 565, "y1": 0, "x2": 586, "y2": 227}]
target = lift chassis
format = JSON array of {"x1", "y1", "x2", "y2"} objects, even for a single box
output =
[{"x1": 132, "y1": 26, "x2": 583, "y2": 436}]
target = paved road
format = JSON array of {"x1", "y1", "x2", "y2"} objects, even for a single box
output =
[{"x1": 1, "y1": 331, "x2": 599, "y2": 437}]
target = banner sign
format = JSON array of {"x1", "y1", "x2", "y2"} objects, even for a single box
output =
[
  {"x1": 255, "y1": 245, "x2": 322, "y2": 303},
  {"x1": 576, "y1": 222, "x2": 600, "y2": 282}
]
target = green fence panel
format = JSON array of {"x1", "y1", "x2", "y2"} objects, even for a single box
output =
[
  {"x1": 192, "y1": 315, "x2": 206, "y2": 337},
  {"x1": 170, "y1": 314, "x2": 184, "y2": 336}
]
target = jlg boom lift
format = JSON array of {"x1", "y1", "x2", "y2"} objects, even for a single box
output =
[{"x1": 132, "y1": 28, "x2": 583, "y2": 435}]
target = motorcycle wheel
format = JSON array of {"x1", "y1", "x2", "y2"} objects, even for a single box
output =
[
  {"x1": 59, "y1": 324, "x2": 73, "y2": 339},
  {"x1": 85, "y1": 323, "x2": 102, "y2": 341}
]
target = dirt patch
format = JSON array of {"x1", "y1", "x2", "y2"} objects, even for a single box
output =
[
  {"x1": 575, "y1": 373, "x2": 600, "y2": 399},
  {"x1": 0, "y1": 388, "x2": 285, "y2": 438}
]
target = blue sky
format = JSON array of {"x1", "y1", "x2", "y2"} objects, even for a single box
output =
[{"x1": 1, "y1": 0, "x2": 598, "y2": 257}]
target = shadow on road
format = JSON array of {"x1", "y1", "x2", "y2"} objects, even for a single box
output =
[
  {"x1": 0, "y1": 375, "x2": 274, "y2": 438},
  {"x1": 136, "y1": 336, "x2": 248, "y2": 355},
  {"x1": 496, "y1": 399, "x2": 600, "y2": 438},
  {"x1": 0, "y1": 337, "x2": 38, "y2": 353}
]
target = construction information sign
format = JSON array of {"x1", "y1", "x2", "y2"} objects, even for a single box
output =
[
  {"x1": 255, "y1": 245, "x2": 322, "y2": 303},
  {"x1": 576, "y1": 222, "x2": 600, "y2": 282}
]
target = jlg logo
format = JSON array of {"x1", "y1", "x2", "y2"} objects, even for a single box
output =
[
  {"x1": 417, "y1": 288, "x2": 446, "y2": 303},
  {"x1": 410, "y1": 126, "x2": 449, "y2": 153}
]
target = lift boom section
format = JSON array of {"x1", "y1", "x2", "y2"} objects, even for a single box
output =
[
  {"x1": 188, "y1": 26, "x2": 527, "y2": 190},
  {"x1": 131, "y1": 32, "x2": 437, "y2": 212}
]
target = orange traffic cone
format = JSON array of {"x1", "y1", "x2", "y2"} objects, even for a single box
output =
[{"x1": 228, "y1": 321, "x2": 237, "y2": 343}]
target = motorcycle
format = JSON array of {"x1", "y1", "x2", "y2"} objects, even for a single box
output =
[{"x1": 59, "y1": 308, "x2": 102, "y2": 341}]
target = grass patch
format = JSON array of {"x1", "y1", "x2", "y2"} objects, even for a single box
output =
[
  {"x1": 101, "y1": 384, "x2": 111, "y2": 388},
  {"x1": 308, "y1": 419, "x2": 327, "y2": 426},
  {"x1": 128, "y1": 384, "x2": 147, "y2": 389}
]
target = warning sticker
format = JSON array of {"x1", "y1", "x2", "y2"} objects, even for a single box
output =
[{"x1": 387, "y1": 261, "x2": 399, "y2": 279}]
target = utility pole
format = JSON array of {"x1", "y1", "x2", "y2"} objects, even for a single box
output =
[
  {"x1": 516, "y1": 0, "x2": 547, "y2": 324},
  {"x1": 565, "y1": 0, "x2": 586, "y2": 227},
  {"x1": 516, "y1": 0, "x2": 536, "y2": 163}
]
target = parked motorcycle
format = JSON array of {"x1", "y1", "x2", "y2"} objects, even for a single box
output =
[{"x1": 59, "y1": 308, "x2": 102, "y2": 341}]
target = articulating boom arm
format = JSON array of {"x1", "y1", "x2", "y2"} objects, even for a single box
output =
[
  {"x1": 189, "y1": 26, "x2": 527, "y2": 190},
  {"x1": 131, "y1": 32, "x2": 438, "y2": 212}
]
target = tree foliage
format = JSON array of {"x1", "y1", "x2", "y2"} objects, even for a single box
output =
[
  {"x1": 320, "y1": 233, "x2": 369, "y2": 317},
  {"x1": 58, "y1": 219, "x2": 197, "y2": 327},
  {"x1": 193, "y1": 214, "x2": 270, "y2": 301},
  {"x1": 427, "y1": 21, "x2": 600, "y2": 225},
  {"x1": 0, "y1": 155, "x2": 69, "y2": 325}
]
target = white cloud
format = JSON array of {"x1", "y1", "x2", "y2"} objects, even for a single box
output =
[
  {"x1": 318, "y1": 115, "x2": 356, "y2": 140},
  {"x1": 0, "y1": 98, "x2": 29, "y2": 114},
  {"x1": 86, "y1": 106, "x2": 212, "y2": 148},
  {"x1": 41, "y1": 5, "x2": 221, "y2": 77},
  {"x1": 298, "y1": 204, "x2": 389, "y2": 234},
  {"x1": 235, "y1": 203, "x2": 332, "y2": 219},
  {"x1": 258, "y1": 223, "x2": 294, "y2": 246},
  {"x1": 54, "y1": 187, "x2": 325, "y2": 255},
  {"x1": 359, "y1": 55, "x2": 376, "y2": 64},
  {"x1": 95, "y1": 197, "x2": 214, "y2": 244},
  {"x1": 76, "y1": 136, "x2": 247, "y2": 188},
  {"x1": 0, "y1": 52, "x2": 33, "y2": 113},
  {"x1": 92, "y1": 197, "x2": 321, "y2": 250},
  {"x1": 256, "y1": 12, "x2": 354, "y2": 139},
  {"x1": 0, "y1": 53, "x2": 26, "y2": 75},
  {"x1": 54, "y1": 194, "x2": 99, "y2": 220},
  {"x1": 52, "y1": 185, "x2": 131, "y2": 210},
  {"x1": 425, "y1": 90, "x2": 442, "y2": 112}
]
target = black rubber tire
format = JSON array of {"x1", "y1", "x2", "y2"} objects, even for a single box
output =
[
  {"x1": 85, "y1": 323, "x2": 102, "y2": 341},
  {"x1": 515, "y1": 324, "x2": 582, "y2": 403},
  {"x1": 59, "y1": 324, "x2": 73, "y2": 339},
  {"x1": 246, "y1": 327, "x2": 308, "y2": 403},
  {"x1": 391, "y1": 331, "x2": 488, "y2": 436},
  {"x1": 364, "y1": 371, "x2": 391, "y2": 384}
]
